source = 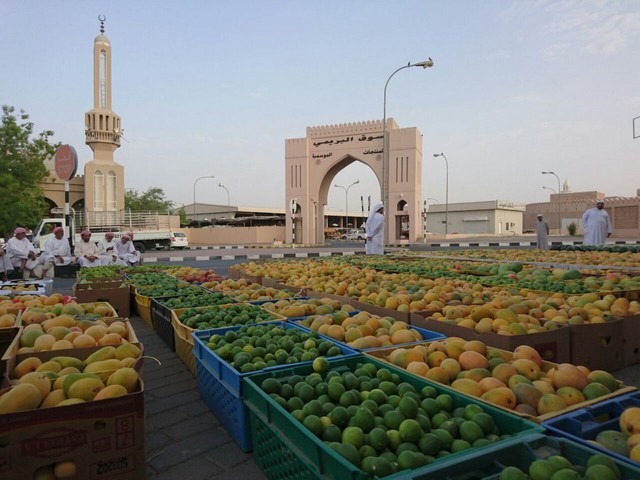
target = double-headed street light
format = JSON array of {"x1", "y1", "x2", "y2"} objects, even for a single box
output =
[
  {"x1": 433, "y1": 153, "x2": 449, "y2": 236},
  {"x1": 193, "y1": 175, "x2": 215, "y2": 221},
  {"x1": 382, "y1": 58, "x2": 434, "y2": 244},
  {"x1": 542, "y1": 171, "x2": 561, "y2": 234},
  {"x1": 218, "y1": 183, "x2": 230, "y2": 206},
  {"x1": 335, "y1": 180, "x2": 360, "y2": 229}
]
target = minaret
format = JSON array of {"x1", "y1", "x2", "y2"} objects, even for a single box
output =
[{"x1": 84, "y1": 15, "x2": 125, "y2": 214}]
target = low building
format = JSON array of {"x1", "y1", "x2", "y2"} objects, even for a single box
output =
[{"x1": 426, "y1": 200, "x2": 525, "y2": 235}]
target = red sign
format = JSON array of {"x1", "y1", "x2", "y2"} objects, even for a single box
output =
[{"x1": 54, "y1": 144, "x2": 78, "y2": 181}]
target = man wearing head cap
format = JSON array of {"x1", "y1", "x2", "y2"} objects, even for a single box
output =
[
  {"x1": 99, "y1": 232, "x2": 126, "y2": 266},
  {"x1": 582, "y1": 200, "x2": 612, "y2": 245},
  {"x1": 365, "y1": 203, "x2": 385, "y2": 255},
  {"x1": 38, "y1": 226, "x2": 72, "y2": 278},
  {"x1": 6, "y1": 227, "x2": 39, "y2": 279},
  {"x1": 74, "y1": 230, "x2": 104, "y2": 267},
  {"x1": 115, "y1": 234, "x2": 141, "y2": 266},
  {"x1": 535, "y1": 214, "x2": 549, "y2": 250}
]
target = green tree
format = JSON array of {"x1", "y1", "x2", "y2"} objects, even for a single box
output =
[
  {"x1": 0, "y1": 106, "x2": 56, "y2": 236},
  {"x1": 125, "y1": 187, "x2": 174, "y2": 211},
  {"x1": 178, "y1": 206, "x2": 189, "y2": 227}
]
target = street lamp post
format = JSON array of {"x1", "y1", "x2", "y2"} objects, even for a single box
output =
[
  {"x1": 193, "y1": 175, "x2": 215, "y2": 221},
  {"x1": 335, "y1": 180, "x2": 360, "y2": 229},
  {"x1": 218, "y1": 183, "x2": 230, "y2": 206},
  {"x1": 382, "y1": 58, "x2": 434, "y2": 244},
  {"x1": 542, "y1": 171, "x2": 562, "y2": 234},
  {"x1": 433, "y1": 153, "x2": 449, "y2": 236}
]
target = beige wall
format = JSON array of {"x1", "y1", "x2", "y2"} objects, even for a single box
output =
[
  {"x1": 526, "y1": 192, "x2": 640, "y2": 237},
  {"x1": 183, "y1": 226, "x2": 286, "y2": 245}
]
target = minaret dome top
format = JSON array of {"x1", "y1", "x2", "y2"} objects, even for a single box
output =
[{"x1": 95, "y1": 15, "x2": 110, "y2": 45}]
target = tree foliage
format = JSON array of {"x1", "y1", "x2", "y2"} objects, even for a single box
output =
[
  {"x1": 0, "y1": 106, "x2": 57, "y2": 236},
  {"x1": 125, "y1": 187, "x2": 174, "y2": 211},
  {"x1": 178, "y1": 206, "x2": 189, "y2": 227}
]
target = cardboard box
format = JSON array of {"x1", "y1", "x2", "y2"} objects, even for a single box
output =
[
  {"x1": 621, "y1": 314, "x2": 640, "y2": 366},
  {"x1": 569, "y1": 320, "x2": 624, "y2": 371},
  {"x1": 228, "y1": 266, "x2": 263, "y2": 285},
  {"x1": 72, "y1": 283, "x2": 131, "y2": 318},
  {"x1": 409, "y1": 315, "x2": 571, "y2": 363},
  {"x1": 0, "y1": 382, "x2": 145, "y2": 479}
]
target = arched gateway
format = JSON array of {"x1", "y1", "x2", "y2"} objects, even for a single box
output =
[{"x1": 285, "y1": 118, "x2": 424, "y2": 245}]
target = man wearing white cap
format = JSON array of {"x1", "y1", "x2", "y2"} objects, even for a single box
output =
[
  {"x1": 38, "y1": 226, "x2": 72, "y2": 278},
  {"x1": 365, "y1": 203, "x2": 385, "y2": 255},
  {"x1": 74, "y1": 230, "x2": 104, "y2": 267},
  {"x1": 6, "y1": 227, "x2": 39, "y2": 279},
  {"x1": 99, "y1": 232, "x2": 125, "y2": 266},
  {"x1": 535, "y1": 214, "x2": 549, "y2": 250},
  {"x1": 582, "y1": 200, "x2": 612, "y2": 245},
  {"x1": 115, "y1": 233, "x2": 140, "y2": 266}
]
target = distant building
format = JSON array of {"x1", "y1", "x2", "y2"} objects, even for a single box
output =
[{"x1": 426, "y1": 200, "x2": 525, "y2": 235}]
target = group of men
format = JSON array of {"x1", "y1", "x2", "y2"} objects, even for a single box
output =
[
  {"x1": 0, "y1": 227, "x2": 140, "y2": 280},
  {"x1": 535, "y1": 200, "x2": 612, "y2": 249}
]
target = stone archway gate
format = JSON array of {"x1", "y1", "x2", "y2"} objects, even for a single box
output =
[{"x1": 285, "y1": 119, "x2": 424, "y2": 245}]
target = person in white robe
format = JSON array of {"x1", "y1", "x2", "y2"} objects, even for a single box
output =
[
  {"x1": 365, "y1": 203, "x2": 385, "y2": 255},
  {"x1": 0, "y1": 243, "x2": 13, "y2": 281},
  {"x1": 99, "y1": 232, "x2": 126, "y2": 266},
  {"x1": 115, "y1": 234, "x2": 140, "y2": 266},
  {"x1": 582, "y1": 200, "x2": 612, "y2": 245},
  {"x1": 535, "y1": 214, "x2": 549, "y2": 250},
  {"x1": 38, "y1": 226, "x2": 71, "y2": 278},
  {"x1": 74, "y1": 230, "x2": 105, "y2": 267},
  {"x1": 6, "y1": 227, "x2": 39, "y2": 279}
]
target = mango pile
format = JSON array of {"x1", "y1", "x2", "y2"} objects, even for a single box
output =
[
  {"x1": 18, "y1": 318, "x2": 132, "y2": 353},
  {"x1": 201, "y1": 278, "x2": 297, "y2": 301},
  {"x1": 176, "y1": 303, "x2": 280, "y2": 330},
  {"x1": 207, "y1": 323, "x2": 345, "y2": 373},
  {"x1": 259, "y1": 361, "x2": 518, "y2": 477},
  {"x1": 0, "y1": 344, "x2": 141, "y2": 413},
  {"x1": 260, "y1": 297, "x2": 355, "y2": 317},
  {"x1": 375, "y1": 339, "x2": 621, "y2": 418},
  {"x1": 590, "y1": 406, "x2": 640, "y2": 463},
  {"x1": 299, "y1": 311, "x2": 425, "y2": 350},
  {"x1": 499, "y1": 453, "x2": 622, "y2": 480}
]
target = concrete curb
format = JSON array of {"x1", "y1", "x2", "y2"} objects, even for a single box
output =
[{"x1": 143, "y1": 250, "x2": 366, "y2": 262}]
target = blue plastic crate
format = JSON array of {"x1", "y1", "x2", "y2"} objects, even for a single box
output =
[
  {"x1": 543, "y1": 390, "x2": 640, "y2": 467},
  {"x1": 292, "y1": 320, "x2": 445, "y2": 352},
  {"x1": 195, "y1": 358, "x2": 253, "y2": 452},
  {"x1": 248, "y1": 296, "x2": 309, "y2": 306},
  {"x1": 386, "y1": 432, "x2": 640, "y2": 479},
  {"x1": 192, "y1": 321, "x2": 359, "y2": 398}
]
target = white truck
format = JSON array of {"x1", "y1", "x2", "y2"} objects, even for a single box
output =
[{"x1": 33, "y1": 209, "x2": 175, "y2": 253}]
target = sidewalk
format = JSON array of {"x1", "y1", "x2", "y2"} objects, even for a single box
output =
[{"x1": 134, "y1": 315, "x2": 267, "y2": 480}]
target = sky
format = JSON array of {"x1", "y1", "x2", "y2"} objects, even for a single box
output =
[{"x1": 1, "y1": 0, "x2": 639, "y2": 213}]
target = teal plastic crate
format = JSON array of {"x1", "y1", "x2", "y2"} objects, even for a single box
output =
[
  {"x1": 543, "y1": 390, "x2": 640, "y2": 468},
  {"x1": 385, "y1": 432, "x2": 640, "y2": 479},
  {"x1": 244, "y1": 356, "x2": 543, "y2": 480}
]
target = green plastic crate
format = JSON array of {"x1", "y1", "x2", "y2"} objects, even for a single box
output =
[
  {"x1": 244, "y1": 356, "x2": 543, "y2": 480},
  {"x1": 384, "y1": 432, "x2": 640, "y2": 479}
]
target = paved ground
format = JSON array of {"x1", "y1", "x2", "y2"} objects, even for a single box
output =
[{"x1": 135, "y1": 316, "x2": 267, "y2": 480}]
